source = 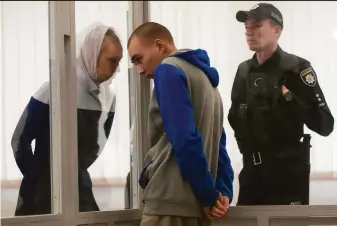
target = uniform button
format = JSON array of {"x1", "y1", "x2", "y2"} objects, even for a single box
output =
[
  {"x1": 316, "y1": 94, "x2": 320, "y2": 97},
  {"x1": 318, "y1": 98, "x2": 322, "y2": 101}
]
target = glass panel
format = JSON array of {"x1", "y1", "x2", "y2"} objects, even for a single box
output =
[
  {"x1": 149, "y1": 0, "x2": 337, "y2": 206},
  {"x1": 0, "y1": 1, "x2": 53, "y2": 217},
  {"x1": 74, "y1": 1, "x2": 131, "y2": 211}
]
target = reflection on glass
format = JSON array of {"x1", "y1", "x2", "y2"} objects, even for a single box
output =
[
  {"x1": 0, "y1": 1, "x2": 51, "y2": 217},
  {"x1": 150, "y1": 1, "x2": 337, "y2": 206},
  {"x1": 75, "y1": 1, "x2": 131, "y2": 211}
]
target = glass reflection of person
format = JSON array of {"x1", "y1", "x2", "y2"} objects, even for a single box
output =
[{"x1": 11, "y1": 23, "x2": 123, "y2": 215}]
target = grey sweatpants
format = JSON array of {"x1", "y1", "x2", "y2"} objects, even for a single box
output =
[{"x1": 140, "y1": 214, "x2": 211, "y2": 226}]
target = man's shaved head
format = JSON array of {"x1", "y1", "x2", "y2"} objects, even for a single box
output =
[
  {"x1": 127, "y1": 22, "x2": 177, "y2": 79},
  {"x1": 127, "y1": 22, "x2": 174, "y2": 48}
]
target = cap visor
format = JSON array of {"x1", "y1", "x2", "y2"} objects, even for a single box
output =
[
  {"x1": 236, "y1": 11, "x2": 250, "y2": 22},
  {"x1": 236, "y1": 10, "x2": 266, "y2": 23}
]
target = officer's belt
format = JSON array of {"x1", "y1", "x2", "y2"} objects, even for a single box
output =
[{"x1": 241, "y1": 141, "x2": 304, "y2": 167}]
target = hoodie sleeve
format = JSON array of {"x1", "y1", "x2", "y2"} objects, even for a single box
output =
[
  {"x1": 104, "y1": 94, "x2": 116, "y2": 138},
  {"x1": 11, "y1": 83, "x2": 50, "y2": 175},
  {"x1": 215, "y1": 128, "x2": 234, "y2": 203},
  {"x1": 11, "y1": 96, "x2": 50, "y2": 176},
  {"x1": 154, "y1": 63, "x2": 219, "y2": 207}
]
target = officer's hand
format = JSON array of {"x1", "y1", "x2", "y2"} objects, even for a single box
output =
[{"x1": 282, "y1": 85, "x2": 289, "y2": 96}]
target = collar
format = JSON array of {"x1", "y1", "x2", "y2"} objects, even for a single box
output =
[
  {"x1": 251, "y1": 45, "x2": 283, "y2": 68},
  {"x1": 168, "y1": 49, "x2": 192, "y2": 57}
]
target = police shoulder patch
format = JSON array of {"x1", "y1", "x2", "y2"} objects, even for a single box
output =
[{"x1": 300, "y1": 67, "x2": 316, "y2": 87}]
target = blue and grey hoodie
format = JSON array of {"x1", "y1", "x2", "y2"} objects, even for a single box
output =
[{"x1": 139, "y1": 49, "x2": 234, "y2": 218}]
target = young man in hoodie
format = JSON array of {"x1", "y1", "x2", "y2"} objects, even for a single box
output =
[{"x1": 127, "y1": 22, "x2": 234, "y2": 226}]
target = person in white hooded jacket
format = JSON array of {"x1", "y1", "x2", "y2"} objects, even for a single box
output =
[{"x1": 11, "y1": 22, "x2": 123, "y2": 215}]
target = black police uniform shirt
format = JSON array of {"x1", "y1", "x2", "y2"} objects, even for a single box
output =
[
  {"x1": 11, "y1": 71, "x2": 116, "y2": 215},
  {"x1": 228, "y1": 45, "x2": 334, "y2": 151}
]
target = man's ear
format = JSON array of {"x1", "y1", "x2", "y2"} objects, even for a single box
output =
[
  {"x1": 154, "y1": 39, "x2": 165, "y2": 53},
  {"x1": 274, "y1": 26, "x2": 282, "y2": 39}
]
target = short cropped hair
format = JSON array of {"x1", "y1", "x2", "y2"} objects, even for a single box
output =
[
  {"x1": 269, "y1": 19, "x2": 283, "y2": 30},
  {"x1": 268, "y1": 19, "x2": 283, "y2": 40},
  {"x1": 127, "y1": 22, "x2": 174, "y2": 48}
]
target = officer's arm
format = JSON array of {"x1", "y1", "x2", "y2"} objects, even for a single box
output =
[
  {"x1": 288, "y1": 62, "x2": 334, "y2": 136},
  {"x1": 228, "y1": 67, "x2": 240, "y2": 130},
  {"x1": 11, "y1": 96, "x2": 49, "y2": 175},
  {"x1": 228, "y1": 105, "x2": 235, "y2": 130},
  {"x1": 215, "y1": 128, "x2": 234, "y2": 203}
]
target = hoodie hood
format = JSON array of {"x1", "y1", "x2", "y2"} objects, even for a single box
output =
[{"x1": 172, "y1": 49, "x2": 219, "y2": 87}]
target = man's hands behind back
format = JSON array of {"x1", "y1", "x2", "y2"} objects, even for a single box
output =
[{"x1": 203, "y1": 193, "x2": 229, "y2": 220}]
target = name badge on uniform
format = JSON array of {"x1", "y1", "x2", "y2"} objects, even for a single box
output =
[{"x1": 300, "y1": 67, "x2": 316, "y2": 87}]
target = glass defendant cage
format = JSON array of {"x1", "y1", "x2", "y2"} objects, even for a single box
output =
[{"x1": 1, "y1": 1, "x2": 337, "y2": 226}]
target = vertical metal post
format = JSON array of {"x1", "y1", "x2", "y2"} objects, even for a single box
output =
[
  {"x1": 49, "y1": 1, "x2": 78, "y2": 224},
  {"x1": 128, "y1": 0, "x2": 150, "y2": 210}
]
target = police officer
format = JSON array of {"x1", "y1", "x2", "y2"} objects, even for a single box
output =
[{"x1": 229, "y1": 3, "x2": 334, "y2": 205}]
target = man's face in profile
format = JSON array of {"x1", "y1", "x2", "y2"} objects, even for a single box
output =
[
  {"x1": 97, "y1": 35, "x2": 123, "y2": 83},
  {"x1": 244, "y1": 17, "x2": 279, "y2": 51},
  {"x1": 128, "y1": 36, "x2": 163, "y2": 79}
]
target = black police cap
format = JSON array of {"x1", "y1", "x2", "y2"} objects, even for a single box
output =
[{"x1": 236, "y1": 3, "x2": 283, "y2": 28}]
